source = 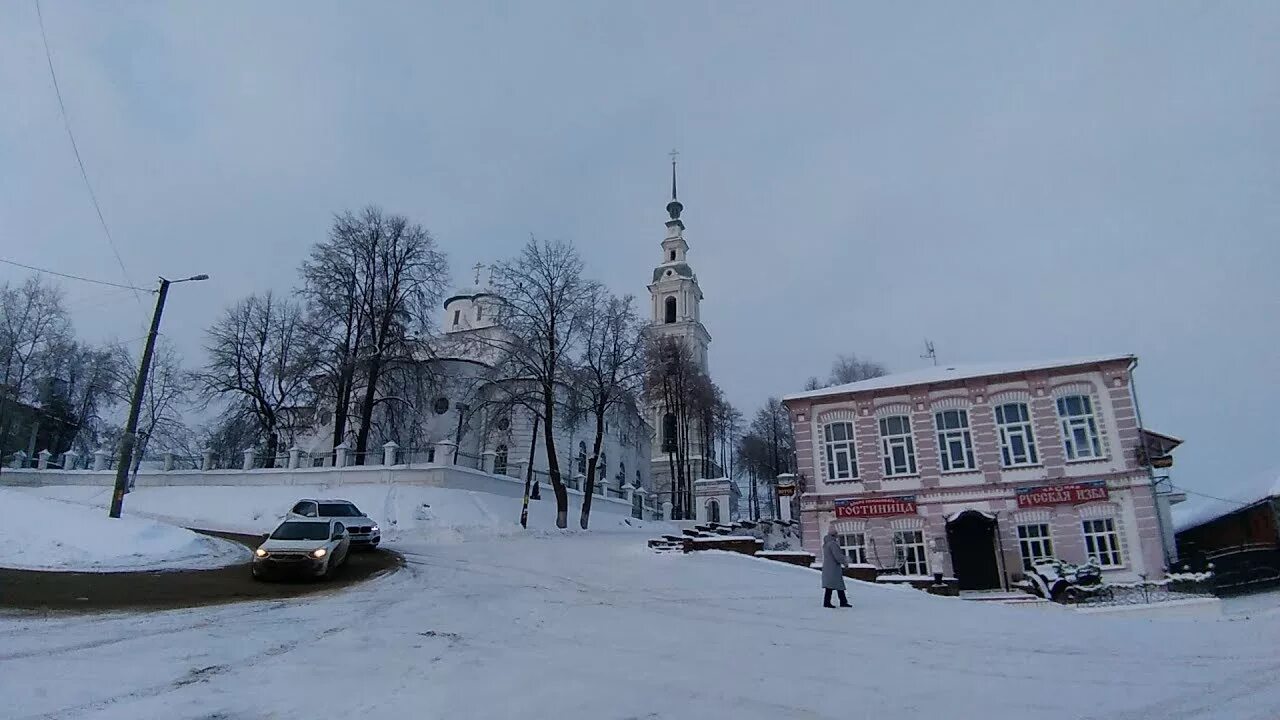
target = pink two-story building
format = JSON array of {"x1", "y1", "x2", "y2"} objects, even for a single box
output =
[{"x1": 781, "y1": 355, "x2": 1173, "y2": 590}]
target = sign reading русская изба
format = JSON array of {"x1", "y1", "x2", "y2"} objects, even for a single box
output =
[
  {"x1": 1015, "y1": 481, "x2": 1109, "y2": 509},
  {"x1": 834, "y1": 496, "x2": 918, "y2": 519}
]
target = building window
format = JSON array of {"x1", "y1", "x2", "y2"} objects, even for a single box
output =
[
  {"x1": 598, "y1": 452, "x2": 607, "y2": 481},
  {"x1": 662, "y1": 413, "x2": 677, "y2": 452},
  {"x1": 823, "y1": 421, "x2": 858, "y2": 481},
  {"x1": 893, "y1": 530, "x2": 928, "y2": 575},
  {"x1": 879, "y1": 415, "x2": 917, "y2": 476},
  {"x1": 995, "y1": 402, "x2": 1038, "y2": 467},
  {"x1": 635, "y1": 469, "x2": 642, "y2": 488},
  {"x1": 1082, "y1": 518, "x2": 1122, "y2": 567},
  {"x1": 493, "y1": 445, "x2": 508, "y2": 475},
  {"x1": 838, "y1": 532, "x2": 867, "y2": 564},
  {"x1": 452, "y1": 309, "x2": 461, "y2": 327},
  {"x1": 433, "y1": 397, "x2": 450, "y2": 415},
  {"x1": 476, "y1": 305, "x2": 483, "y2": 321},
  {"x1": 1017, "y1": 523, "x2": 1054, "y2": 571},
  {"x1": 618, "y1": 461, "x2": 625, "y2": 485},
  {"x1": 664, "y1": 296, "x2": 677, "y2": 324},
  {"x1": 577, "y1": 441, "x2": 587, "y2": 474},
  {"x1": 706, "y1": 499, "x2": 721, "y2": 523},
  {"x1": 669, "y1": 250, "x2": 676, "y2": 262},
  {"x1": 1057, "y1": 394, "x2": 1102, "y2": 460},
  {"x1": 934, "y1": 409, "x2": 975, "y2": 472}
]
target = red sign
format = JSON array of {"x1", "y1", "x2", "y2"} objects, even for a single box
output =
[
  {"x1": 1015, "y1": 481, "x2": 1108, "y2": 509},
  {"x1": 834, "y1": 496, "x2": 918, "y2": 519}
]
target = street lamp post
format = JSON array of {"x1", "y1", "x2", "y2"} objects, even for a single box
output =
[{"x1": 109, "y1": 274, "x2": 208, "y2": 518}]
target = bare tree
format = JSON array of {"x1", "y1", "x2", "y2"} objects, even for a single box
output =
[
  {"x1": 112, "y1": 339, "x2": 192, "y2": 469},
  {"x1": 0, "y1": 276, "x2": 71, "y2": 402},
  {"x1": 35, "y1": 339, "x2": 123, "y2": 456},
  {"x1": 827, "y1": 353, "x2": 889, "y2": 386},
  {"x1": 646, "y1": 337, "x2": 715, "y2": 519},
  {"x1": 196, "y1": 292, "x2": 315, "y2": 466},
  {"x1": 483, "y1": 237, "x2": 591, "y2": 528},
  {"x1": 574, "y1": 288, "x2": 646, "y2": 529},
  {"x1": 740, "y1": 397, "x2": 795, "y2": 518}
]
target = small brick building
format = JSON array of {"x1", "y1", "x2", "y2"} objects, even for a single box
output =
[{"x1": 782, "y1": 355, "x2": 1175, "y2": 589}]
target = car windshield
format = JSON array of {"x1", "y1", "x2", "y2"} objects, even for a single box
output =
[
  {"x1": 270, "y1": 522, "x2": 330, "y2": 541},
  {"x1": 317, "y1": 503, "x2": 362, "y2": 517}
]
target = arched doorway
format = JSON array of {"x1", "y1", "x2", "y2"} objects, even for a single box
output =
[
  {"x1": 945, "y1": 510, "x2": 1001, "y2": 590},
  {"x1": 706, "y1": 499, "x2": 721, "y2": 524}
]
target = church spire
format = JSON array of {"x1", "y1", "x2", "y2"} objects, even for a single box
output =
[{"x1": 666, "y1": 149, "x2": 683, "y2": 220}]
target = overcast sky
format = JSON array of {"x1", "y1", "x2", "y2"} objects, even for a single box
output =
[{"x1": 2, "y1": 2, "x2": 1276, "y2": 510}]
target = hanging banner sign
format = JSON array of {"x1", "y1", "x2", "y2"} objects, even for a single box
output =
[
  {"x1": 1015, "y1": 480, "x2": 1109, "y2": 509},
  {"x1": 834, "y1": 496, "x2": 918, "y2": 519}
]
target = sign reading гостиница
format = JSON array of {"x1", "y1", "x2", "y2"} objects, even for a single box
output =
[{"x1": 834, "y1": 496, "x2": 918, "y2": 519}]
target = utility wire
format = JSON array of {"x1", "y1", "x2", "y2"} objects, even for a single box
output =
[
  {"x1": 0, "y1": 257, "x2": 154, "y2": 293},
  {"x1": 33, "y1": 0, "x2": 141, "y2": 306},
  {"x1": 1172, "y1": 485, "x2": 1257, "y2": 508}
]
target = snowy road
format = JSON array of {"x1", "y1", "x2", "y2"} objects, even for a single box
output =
[{"x1": 4, "y1": 530, "x2": 1280, "y2": 720}]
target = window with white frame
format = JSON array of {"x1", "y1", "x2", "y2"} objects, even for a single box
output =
[
  {"x1": 1057, "y1": 394, "x2": 1102, "y2": 460},
  {"x1": 879, "y1": 415, "x2": 917, "y2": 476},
  {"x1": 934, "y1": 409, "x2": 975, "y2": 472},
  {"x1": 1082, "y1": 518, "x2": 1122, "y2": 567},
  {"x1": 1017, "y1": 523, "x2": 1054, "y2": 570},
  {"x1": 823, "y1": 421, "x2": 858, "y2": 481},
  {"x1": 893, "y1": 530, "x2": 928, "y2": 575},
  {"x1": 838, "y1": 532, "x2": 867, "y2": 564},
  {"x1": 995, "y1": 402, "x2": 1039, "y2": 467}
]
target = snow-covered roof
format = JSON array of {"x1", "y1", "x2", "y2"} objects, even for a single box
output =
[
  {"x1": 782, "y1": 354, "x2": 1136, "y2": 402},
  {"x1": 1172, "y1": 469, "x2": 1280, "y2": 534},
  {"x1": 443, "y1": 285, "x2": 493, "y2": 307}
]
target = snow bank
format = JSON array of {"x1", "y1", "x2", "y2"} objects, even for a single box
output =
[
  {"x1": 15, "y1": 484, "x2": 669, "y2": 546},
  {"x1": 0, "y1": 488, "x2": 248, "y2": 572}
]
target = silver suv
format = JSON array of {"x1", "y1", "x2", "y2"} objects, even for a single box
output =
[{"x1": 287, "y1": 499, "x2": 381, "y2": 550}]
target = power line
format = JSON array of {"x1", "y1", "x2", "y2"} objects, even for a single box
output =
[
  {"x1": 0, "y1": 257, "x2": 154, "y2": 293},
  {"x1": 33, "y1": 0, "x2": 141, "y2": 307},
  {"x1": 1172, "y1": 485, "x2": 1256, "y2": 508}
]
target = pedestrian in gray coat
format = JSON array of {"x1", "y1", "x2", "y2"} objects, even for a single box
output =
[{"x1": 822, "y1": 526, "x2": 851, "y2": 608}]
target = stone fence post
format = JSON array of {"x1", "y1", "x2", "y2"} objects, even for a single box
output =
[
  {"x1": 63, "y1": 450, "x2": 79, "y2": 470},
  {"x1": 201, "y1": 448, "x2": 215, "y2": 471},
  {"x1": 482, "y1": 450, "x2": 497, "y2": 474},
  {"x1": 334, "y1": 442, "x2": 350, "y2": 468},
  {"x1": 37, "y1": 449, "x2": 52, "y2": 470},
  {"x1": 383, "y1": 441, "x2": 399, "y2": 467},
  {"x1": 10, "y1": 450, "x2": 25, "y2": 469},
  {"x1": 288, "y1": 446, "x2": 302, "y2": 470},
  {"x1": 242, "y1": 448, "x2": 256, "y2": 471},
  {"x1": 93, "y1": 448, "x2": 109, "y2": 471},
  {"x1": 433, "y1": 440, "x2": 456, "y2": 466},
  {"x1": 163, "y1": 452, "x2": 176, "y2": 471}
]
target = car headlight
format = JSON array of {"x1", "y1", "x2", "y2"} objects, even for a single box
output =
[
  {"x1": 311, "y1": 548, "x2": 327, "y2": 558},
  {"x1": 255, "y1": 548, "x2": 268, "y2": 558},
  {"x1": 371, "y1": 525, "x2": 379, "y2": 533}
]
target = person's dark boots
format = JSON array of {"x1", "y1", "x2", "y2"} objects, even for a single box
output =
[
  {"x1": 824, "y1": 602, "x2": 836, "y2": 608},
  {"x1": 838, "y1": 590, "x2": 852, "y2": 608},
  {"x1": 823, "y1": 590, "x2": 836, "y2": 608}
]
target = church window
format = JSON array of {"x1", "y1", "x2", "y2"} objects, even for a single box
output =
[
  {"x1": 476, "y1": 304, "x2": 483, "y2": 321},
  {"x1": 598, "y1": 452, "x2": 607, "y2": 481},
  {"x1": 669, "y1": 250, "x2": 676, "y2": 261},
  {"x1": 664, "y1": 296, "x2": 677, "y2": 324},
  {"x1": 618, "y1": 461, "x2": 625, "y2": 484},
  {"x1": 452, "y1": 310, "x2": 460, "y2": 327},
  {"x1": 577, "y1": 441, "x2": 587, "y2": 474},
  {"x1": 493, "y1": 445, "x2": 508, "y2": 475},
  {"x1": 662, "y1": 413, "x2": 677, "y2": 452}
]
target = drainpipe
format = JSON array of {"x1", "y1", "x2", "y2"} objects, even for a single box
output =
[
  {"x1": 1128, "y1": 358, "x2": 1173, "y2": 569},
  {"x1": 994, "y1": 512, "x2": 1010, "y2": 592}
]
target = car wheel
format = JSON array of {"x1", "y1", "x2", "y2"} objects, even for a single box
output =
[
  {"x1": 323, "y1": 559, "x2": 337, "y2": 580},
  {"x1": 251, "y1": 567, "x2": 264, "y2": 582}
]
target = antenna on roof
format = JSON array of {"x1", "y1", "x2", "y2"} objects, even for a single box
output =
[{"x1": 920, "y1": 339, "x2": 937, "y2": 366}]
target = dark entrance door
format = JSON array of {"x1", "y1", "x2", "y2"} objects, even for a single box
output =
[{"x1": 946, "y1": 511, "x2": 1001, "y2": 590}]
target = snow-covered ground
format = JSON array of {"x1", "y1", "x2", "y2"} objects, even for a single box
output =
[
  {"x1": 0, "y1": 488, "x2": 246, "y2": 572},
  {"x1": 4, "y1": 484, "x2": 1280, "y2": 719}
]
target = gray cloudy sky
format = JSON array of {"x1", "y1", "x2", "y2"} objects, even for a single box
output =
[{"x1": 2, "y1": 2, "x2": 1277, "y2": 510}]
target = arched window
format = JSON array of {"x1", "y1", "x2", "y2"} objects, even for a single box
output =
[
  {"x1": 493, "y1": 444, "x2": 508, "y2": 475},
  {"x1": 618, "y1": 461, "x2": 626, "y2": 485},
  {"x1": 669, "y1": 250, "x2": 676, "y2": 262},
  {"x1": 476, "y1": 304, "x2": 483, "y2": 321},
  {"x1": 664, "y1": 296, "x2": 677, "y2": 324},
  {"x1": 636, "y1": 469, "x2": 642, "y2": 488},
  {"x1": 706, "y1": 499, "x2": 721, "y2": 524},
  {"x1": 598, "y1": 452, "x2": 607, "y2": 481},
  {"x1": 662, "y1": 413, "x2": 677, "y2": 452},
  {"x1": 1057, "y1": 394, "x2": 1102, "y2": 460},
  {"x1": 577, "y1": 441, "x2": 587, "y2": 474}
]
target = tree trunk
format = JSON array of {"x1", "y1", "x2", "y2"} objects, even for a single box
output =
[
  {"x1": 542, "y1": 388, "x2": 568, "y2": 528},
  {"x1": 330, "y1": 359, "x2": 354, "y2": 454},
  {"x1": 580, "y1": 405, "x2": 607, "y2": 529},
  {"x1": 354, "y1": 355, "x2": 383, "y2": 463}
]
